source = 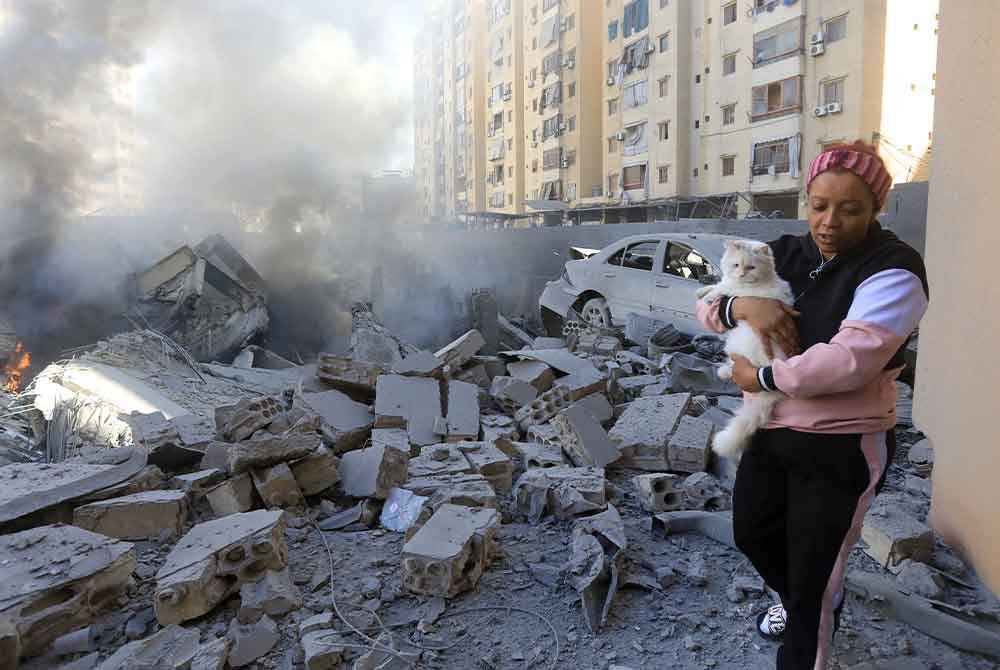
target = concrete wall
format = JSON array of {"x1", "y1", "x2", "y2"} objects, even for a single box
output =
[{"x1": 913, "y1": 3, "x2": 1000, "y2": 594}]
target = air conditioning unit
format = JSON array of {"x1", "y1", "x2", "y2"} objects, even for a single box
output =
[
  {"x1": 607, "y1": 76, "x2": 616, "y2": 86},
  {"x1": 767, "y1": 164, "x2": 777, "y2": 177},
  {"x1": 813, "y1": 105, "x2": 827, "y2": 117},
  {"x1": 645, "y1": 43, "x2": 656, "y2": 54},
  {"x1": 810, "y1": 43, "x2": 825, "y2": 56},
  {"x1": 825, "y1": 101, "x2": 843, "y2": 114},
  {"x1": 564, "y1": 58, "x2": 575, "y2": 69},
  {"x1": 810, "y1": 31, "x2": 825, "y2": 45},
  {"x1": 503, "y1": 92, "x2": 512, "y2": 101},
  {"x1": 527, "y1": 80, "x2": 535, "y2": 87},
  {"x1": 559, "y1": 122, "x2": 568, "y2": 131},
  {"x1": 560, "y1": 158, "x2": 570, "y2": 168},
  {"x1": 616, "y1": 131, "x2": 626, "y2": 141},
  {"x1": 560, "y1": 18, "x2": 568, "y2": 32}
]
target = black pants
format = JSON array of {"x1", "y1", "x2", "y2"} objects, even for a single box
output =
[{"x1": 733, "y1": 428, "x2": 894, "y2": 670}]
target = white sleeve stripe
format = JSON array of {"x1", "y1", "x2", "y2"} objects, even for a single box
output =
[{"x1": 846, "y1": 269, "x2": 928, "y2": 337}]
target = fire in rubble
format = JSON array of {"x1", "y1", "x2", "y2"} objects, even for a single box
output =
[{"x1": 3, "y1": 342, "x2": 32, "y2": 392}]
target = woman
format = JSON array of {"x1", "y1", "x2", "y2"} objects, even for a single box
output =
[{"x1": 696, "y1": 141, "x2": 928, "y2": 670}]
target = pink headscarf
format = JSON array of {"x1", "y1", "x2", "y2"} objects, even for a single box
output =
[{"x1": 806, "y1": 145, "x2": 892, "y2": 210}]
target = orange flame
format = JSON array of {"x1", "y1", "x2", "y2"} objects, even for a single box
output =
[{"x1": 3, "y1": 342, "x2": 31, "y2": 392}]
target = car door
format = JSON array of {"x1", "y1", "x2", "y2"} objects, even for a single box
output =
[
  {"x1": 599, "y1": 239, "x2": 660, "y2": 323},
  {"x1": 650, "y1": 241, "x2": 717, "y2": 332}
]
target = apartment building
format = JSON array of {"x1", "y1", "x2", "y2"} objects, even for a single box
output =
[
  {"x1": 459, "y1": 0, "x2": 489, "y2": 215},
  {"x1": 414, "y1": 15, "x2": 446, "y2": 223}
]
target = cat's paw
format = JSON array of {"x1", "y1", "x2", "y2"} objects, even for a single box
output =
[{"x1": 717, "y1": 363, "x2": 733, "y2": 380}]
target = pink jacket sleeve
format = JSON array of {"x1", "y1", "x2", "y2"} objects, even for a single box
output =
[
  {"x1": 771, "y1": 269, "x2": 927, "y2": 399},
  {"x1": 696, "y1": 297, "x2": 728, "y2": 334}
]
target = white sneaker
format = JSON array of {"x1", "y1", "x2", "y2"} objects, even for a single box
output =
[{"x1": 756, "y1": 603, "x2": 786, "y2": 640}]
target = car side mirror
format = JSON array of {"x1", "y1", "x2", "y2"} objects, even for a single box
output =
[{"x1": 699, "y1": 274, "x2": 719, "y2": 285}]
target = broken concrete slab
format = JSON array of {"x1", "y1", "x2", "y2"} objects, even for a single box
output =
[
  {"x1": 573, "y1": 332, "x2": 622, "y2": 357},
  {"x1": 251, "y1": 463, "x2": 304, "y2": 508},
  {"x1": 434, "y1": 329, "x2": 486, "y2": 371},
  {"x1": 633, "y1": 473, "x2": 685, "y2": 513},
  {"x1": 190, "y1": 636, "x2": 230, "y2": 670},
  {"x1": 569, "y1": 504, "x2": 626, "y2": 633},
  {"x1": 571, "y1": 393, "x2": 614, "y2": 424},
  {"x1": 403, "y1": 473, "x2": 499, "y2": 513},
  {"x1": 453, "y1": 363, "x2": 491, "y2": 389},
  {"x1": 489, "y1": 376, "x2": 538, "y2": 414},
  {"x1": 500, "y1": 349, "x2": 597, "y2": 377},
  {"x1": 301, "y1": 629, "x2": 345, "y2": 670},
  {"x1": 682, "y1": 472, "x2": 729, "y2": 511},
  {"x1": 552, "y1": 404, "x2": 620, "y2": 468},
  {"x1": 295, "y1": 390, "x2": 373, "y2": 453},
  {"x1": 95, "y1": 624, "x2": 199, "y2": 670},
  {"x1": 862, "y1": 498, "x2": 935, "y2": 573},
  {"x1": 371, "y1": 427, "x2": 414, "y2": 457},
  {"x1": 526, "y1": 423, "x2": 561, "y2": 449},
  {"x1": 316, "y1": 354, "x2": 384, "y2": 396},
  {"x1": 374, "y1": 375, "x2": 444, "y2": 447},
  {"x1": 513, "y1": 467, "x2": 607, "y2": 522},
  {"x1": 317, "y1": 499, "x2": 382, "y2": 532},
  {"x1": 171, "y1": 469, "x2": 225, "y2": 497},
  {"x1": 445, "y1": 380, "x2": 481, "y2": 442},
  {"x1": 514, "y1": 385, "x2": 574, "y2": 431},
  {"x1": 401, "y1": 504, "x2": 499, "y2": 598},
  {"x1": 205, "y1": 473, "x2": 257, "y2": 517},
  {"x1": 238, "y1": 568, "x2": 302, "y2": 623},
  {"x1": 408, "y1": 443, "x2": 475, "y2": 480},
  {"x1": 76, "y1": 464, "x2": 167, "y2": 504},
  {"x1": 123, "y1": 411, "x2": 204, "y2": 470},
  {"x1": 503, "y1": 440, "x2": 566, "y2": 470},
  {"x1": 481, "y1": 414, "x2": 521, "y2": 446},
  {"x1": 350, "y1": 302, "x2": 419, "y2": 367},
  {"x1": 289, "y1": 446, "x2": 341, "y2": 496},
  {"x1": 228, "y1": 428, "x2": 321, "y2": 474},
  {"x1": 339, "y1": 442, "x2": 410, "y2": 499},
  {"x1": 0, "y1": 615, "x2": 18, "y2": 670},
  {"x1": 668, "y1": 415, "x2": 714, "y2": 473},
  {"x1": 649, "y1": 510, "x2": 736, "y2": 549},
  {"x1": 154, "y1": 510, "x2": 286, "y2": 625},
  {"x1": 216, "y1": 396, "x2": 283, "y2": 442},
  {"x1": 894, "y1": 559, "x2": 945, "y2": 600},
  {"x1": 457, "y1": 441, "x2": 514, "y2": 492},
  {"x1": 609, "y1": 394, "x2": 690, "y2": 471},
  {"x1": 553, "y1": 367, "x2": 607, "y2": 402},
  {"x1": 73, "y1": 490, "x2": 188, "y2": 540},
  {"x1": 616, "y1": 375, "x2": 667, "y2": 400},
  {"x1": 0, "y1": 524, "x2": 136, "y2": 658},
  {"x1": 907, "y1": 438, "x2": 934, "y2": 476},
  {"x1": 506, "y1": 359, "x2": 555, "y2": 392},
  {"x1": 391, "y1": 350, "x2": 446, "y2": 378},
  {"x1": 227, "y1": 614, "x2": 280, "y2": 667}
]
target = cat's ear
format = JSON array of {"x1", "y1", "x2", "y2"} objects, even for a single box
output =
[
  {"x1": 725, "y1": 240, "x2": 745, "y2": 252},
  {"x1": 755, "y1": 244, "x2": 774, "y2": 259}
]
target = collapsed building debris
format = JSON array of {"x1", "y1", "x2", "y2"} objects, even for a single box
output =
[
  {"x1": 633, "y1": 473, "x2": 685, "y2": 513},
  {"x1": 434, "y1": 329, "x2": 486, "y2": 371},
  {"x1": 551, "y1": 403, "x2": 620, "y2": 468},
  {"x1": 569, "y1": 504, "x2": 627, "y2": 633},
  {"x1": 350, "y1": 303, "x2": 419, "y2": 367},
  {"x1": 339, "y1": 441, "x2": 409, "y2": 499},
  {"x1": 315, "y1": 354, "x2": 383, "y2": 398},
  {"x1": 609, "y1": 394, "x2": 690, "y2": 470},
  {"x1": 861, "y1": 495, "x2": 935, "y2": 573},
  {"x1": 72, "y1": 489, "x2": 189, "y2": 540},
  {"x1": 513, "y1": 466, "x2": 607, "y2": 521}
]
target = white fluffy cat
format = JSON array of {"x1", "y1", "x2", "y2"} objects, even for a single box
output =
[{"x1": 697, "y1": 240, "x2": 794, "y2": 459}]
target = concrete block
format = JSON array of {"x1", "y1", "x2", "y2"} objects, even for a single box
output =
[
  {"x1": 617, "y1": 375, "x2": 667, "y2": 399},
  {"x1": 339, "y1": 443, "x2": 409, "y2": 499},
  {"x1": 200, "y1": 442, "x2": 232, "y2": 473},
  {"x1": 470, "y1": 355, "x2": 508, "y2": 379},
  {"x1": 154, "y1": 510, "x2": 286, "y2": 625},
  {"x1": 238, "y1": 568, "x2": 302, "y2": 623},
  {"x1": 554, "y1": 367, "x2": 607, "y2": 401},
  {"x1": 296, "y1": 390, "x2": 373, "y2": 453},
  {"x1": 301, "y1": 629, "x2": 345, "y2": 670},
  {"x1": 216, "y1": 396, "x2": 283, "y2": 442},
  {"x1": 434, "y1": 329, "x2": 486, "y2": 370},
  {"x1": 682, "y1": 472, "x2": 729, "y2": 511},
  {"x1": 457, "y1": 441, "x2": 514, "y2": 492},
  {"x1": 374, "y1": 375, "x2": 444, "y2": 447},
  {"x1": 228, "y1": 428, "x2": 321, "y2": 474},
  {"x1": 446, "y1": 379, "x2": 481, "y2": 441},
  {"x1": 0, "y1": 525, "x2": 135, "y2": 658},
  {"x1": 403, "y1": 473, "x2": 498, "y2": 513},
  {"x1": 572, "y1": 393, "x2": 614, "y2": 424},
  {"x1": 574, "y1": 332, "x2": 621, "y2": 357},
  {"x1": 391, "y1": 350, "x2": 445, "y2": 378},
  {"x1": 205, "y1": 473, "x2": 257, "y2": 517},
  {"x1": 289, "y1": 446, "x2": 340, "y2": 496},
  {"x1": 316, "y1": 354, "x2": 384, "y2": 395},
  {"x1": 907, "y1": 438, "x2": 934, "y2": 476},
  {"x1": 513, "y1": 466, "x2": 607, "y2": 521},
  {"x1": 609, "y1": 394, "x2": 690, "y2": 471},
  {"x1": 227, "y1": 615, "x2": 279, "y2": 667},
  {"x1": 251, "y1": 463, "x2": 304, "y2": 508},
  {"x1": 552, "y1": 404, "x2": 620, "y2": 468},
  {"x1": 532, "y1": 337, "x2": 566, "y2": 350},
  {"x1": 633, "y1": 473, "x2": 685, "y2": 513},
  {"x1": 408, "y1": 443, "x2": 474, "y2": 479},
  {"x1": 668, "y1": 415, "x2": 714, "y2": 473},
  {"x1": 96, "y1": 623, "x2": 200, "y2": 670},
  {"x1": 171, "y1": 469, "x2": 225, "y2": 497},
  {"x1": 402, "y1": 504, "x2": 499, "y2": 597},
  {"x1": 454, "y1": 363, "x2": 491, "y2": 389},
  {"x1": 372, "y1": 427, "x2": 414, "y2": 456},
  {"x1": 894, "y1": 560, "x2": 945, "y2": 600},
  {"x1": 507, "y1": 359, "x2": 555, "y2": 392},
  {"x1": 190, "y1": 636, "x2": 230, "y2": 670},
  {"x1": 862, "y1": 500, "x2": 934, "y2": 573},
  {"x1": 514, "y1": 385, "x2": 574, "y2": 430},
  {"x1": 481, "y1": 414, "x2": 521, "y2": 446},
  {"x1": 526, "y1": 423, "x2": 561, "y2": 449},
  {"x1": 73, "y1": 490, "x2": 188, "y2": 540},
  {"x1": 504, "y1": 440, "x2": 566, "y2": 470},
  {"x1": 489, "y1": 376, "x2": 539, "y2": 413}
]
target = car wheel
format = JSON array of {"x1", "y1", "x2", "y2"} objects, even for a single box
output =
[{"x1": 576, "y1": 297, "x2": 611, "y2": 328}]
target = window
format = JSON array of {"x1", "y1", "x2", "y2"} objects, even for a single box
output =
[
  {"x1": 658, "y1": 76, "x2": 670, "y2": 97},
  {"x1": 508, "y1": 166, "x2": 513, "y2": 177},
  {"x1": 543, "y1": 147, "x2": 562, "y2": 169},
  {"x1": 659, "y1": 0, "x2": 669, "y2": 7},
  {"x1": 822, "y1": 78, "x2": 845, "y2": 105},
  {"x1": 567, "y1": 116, "x2": 576, "y2": 131},
  {"x1": 722, "y1": 103, "x2": 736, "y2": 125},
  {"x1": 607, "y1": 59, "x2": 619, "y2": 79},
  {"x1": 751, "y1": 76, "x2": 801, "y2": 120},
  {"x1": 658, "y1": 165, "x2": 670, "y2": 184},
  {"x1": 752, "y1": 138, "x2": 791, "y2": 175},
  {"x1": 533, "y1": 37, "x2": 538, "y2": 50},
  {"x1": 754, "y1": 18, "x2": 802, "y2": 65},
  {"x1": 568, "y1": 82, "x2": 576, "y2": 98},
  {"x1": 623, "y1": 79, "x2": 648, "y2": 109},
  {"x1": 543, "y1": 0, "x2": 558, "y2": 10},
  {"x1": 532, "y1": 159, "x2": 538, "y2": 172},
  {"x1": 608, "y1": 137, "x2": 619, "y2": 153},
  {"x1": 723, "y1": 2, "x2": 737, "y2": 25},
  {"x1": 659, "y1": 32, "x2": 670, "y2": 52},
  {"x1": 608, "y1": 20, "x2": 619, "y2": 41},
  {"x1": 622, "y1": 164, "x2": 647, "y2": 190},
  {"x1": 658, "y1": 120, "x2": 669, "y2": 140},
  {"x1": 620, "y1": 240, "x2": 659, "y2": 271},
  {"x1": 567, "y1": 14, "x2": 575, "y2": 31},
  {"x1": 695, "y1": 74, "x2": 701, "y2": 84},
  {"x1": 507, "y1": 110, "x2": 512, "y2": 122},
  {"x1": 508, "y1": 193, "x2": 513, "y2": 205},
  {"x1": 824, "y1": 14, "x2": 847, "y2": 43},
  {"x1": 623, "y1": 0, "x2": 650, "y2": 38},
  {"x1": 533, "y1": 98, "x2": 538, "y2": 112},
  {"x1": 723, "y1": 53, "x2": 736, "y2": 75},
  {"x1": 694, "y1": 119, "x2": 700, "y2": 129},
  {"x1": 722, "y1": 155, "x2": 735, "y2": 176},
  {"x1": 663, "y1": 243, "x2": 714, "y2": 281},
  {"x1": 692, "y1": 168, "x2": 699, "y2": 177},
  {"x1": 608, "y1": 98, "x2": 619, "y2": 115},
  {"x1": 622, "y1": 122, "x2": 647, "y2": 156}
]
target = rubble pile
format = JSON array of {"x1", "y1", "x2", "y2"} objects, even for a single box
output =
[{"x1": 0, "y1": 255, "x2": 997, "y2": 669}]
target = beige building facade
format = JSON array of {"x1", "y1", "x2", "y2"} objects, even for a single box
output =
[
  {"x1": 914, "y1": 2, "x2": 1000, "y2": 595},
  {"x1": 485, "y1": 0, "x2": 526, "y2": 217}
]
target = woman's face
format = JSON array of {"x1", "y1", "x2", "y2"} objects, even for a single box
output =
[{"x1": 806, "y1": 169, "x2": 876, "y2": 258}]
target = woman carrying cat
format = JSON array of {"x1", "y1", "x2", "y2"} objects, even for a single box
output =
[{"x1": 695, "y1": 141, "x2": 928, "y2": 670}]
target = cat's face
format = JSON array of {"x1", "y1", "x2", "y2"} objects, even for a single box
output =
[{"x1": 721, "y1": 240, "x2": 777, "y2": 285}]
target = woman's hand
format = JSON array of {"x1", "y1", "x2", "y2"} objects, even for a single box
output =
[
  {"x1": 731, "y1": 297, "x2": 802, "y2": 358},
  {"x1": 730, "y1": 354, "x2": 762, "y2": 392}
]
